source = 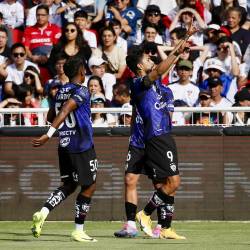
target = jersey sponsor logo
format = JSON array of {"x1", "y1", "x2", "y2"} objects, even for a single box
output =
[
  {"x1": 57, "y1": 93, "x2": 71, "y2": 100},
  {"x1": 154, "y1": 101, "x2": 168, "y2": 110},
  {"x1": 59, "y1": 130, "x2": 76, "y2": 136},
  {"x1": 126, "y1": 10, "x2": 135, "y2": 20},
  {"x1": 30, "y1": 38, "x2": 52, "y2": 44},
  {"x1": 60, "y1": 137, "x2": 70, "y2": 147}
]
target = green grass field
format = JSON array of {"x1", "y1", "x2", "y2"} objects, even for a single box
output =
[{"x1": 1, "y1": 221, "x2": 250, "y2": 250}]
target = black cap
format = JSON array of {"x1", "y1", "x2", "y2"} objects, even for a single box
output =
[
  {"x1": 234, "y1": 88, "x2": 250, "y2": 102},
  {"x1": 207, "y1": 77, "x2": 223, "y2": 88},
  {"x1": 145, "y1": 5, "x2": 161, "y2": 14}
]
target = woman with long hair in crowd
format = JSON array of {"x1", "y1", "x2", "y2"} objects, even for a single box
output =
[{"x1": 48, "y1": 22, "x2": 92, "y2": 76}]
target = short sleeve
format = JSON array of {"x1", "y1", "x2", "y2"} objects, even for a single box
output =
[{"x1": 71, "y1": 86, "x2": 90, "y2": 107}]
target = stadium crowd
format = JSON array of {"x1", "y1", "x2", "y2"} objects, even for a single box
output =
[{"x1": 0, "y1": 0, "x2": 250, "y2": 126}]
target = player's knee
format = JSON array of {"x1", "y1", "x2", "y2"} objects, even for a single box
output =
[{"x1": 170, "y1": 176, "x2": 181, "y2": 192}]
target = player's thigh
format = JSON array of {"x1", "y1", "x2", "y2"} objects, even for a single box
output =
[
  {"x1": 145, "y1": 133, "x2": 179, "y2": 181},
  {"x1": 70, "y1": 147, "x2": 98, "y2": 186},
  {"x1": 125, "y1": 145, "x2": 146, "y2": 175}
]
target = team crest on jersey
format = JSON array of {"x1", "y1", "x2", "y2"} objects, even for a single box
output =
[
  {"x1": 170, "y1": 163, "x2": 176, "y2": 172},
  {"x1": 45, "y1": 31, "x2": 52, "y2": 36},
  {"x1": 60, "y1": 137, "x2": 70, "y2": 147}
]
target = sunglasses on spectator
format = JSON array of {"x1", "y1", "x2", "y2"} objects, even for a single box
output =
[
  {"x1": 24, "y1": 73, "x2": 34, "y2": 79},
  {"x1": 13, "y1": 52, "x2": 25, "y2": 58},
  {"x1": 65, "y1": 28, "x2": 76, "y2": 33},
  {"x1": 147, "y1": 12, "x2": 160, "y2": 17}
]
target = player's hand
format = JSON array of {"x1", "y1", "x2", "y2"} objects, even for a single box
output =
[{"x1": 32, "y1": 134, "x2": 49, "y2": 147}]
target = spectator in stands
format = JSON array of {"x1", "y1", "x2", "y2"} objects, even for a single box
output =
[
  {"x1": 26, "y1": 0, "x2": 62, "y2": 27},
  {"x1": 204, "y1": 24, "x2": 220, "y2": 57},
  {"x1": 0, "y1": 97, "x2": 23, "y2": 126},
  {"x1": 136, "y1": 4, "x2": 168, "y2": 45},
  {"x1": 211, "y1": 0, "x2": 247, "y2": 26},
  {"x1": 94, "y1": 26, "x2": 126, "y2": 80},
  {"x1": 140, "y1": 23, "x2": 161, "y2": 44},
  {"x1": 168, "y1": 59, "x2": 200, "y2": 107},
  {"x1": 23, "y1": 4, "x2": 61, "y2": 66},
  {"x1": 87, "y1": 56, "x2": 116, "y2": 101},
  {"x1": 41, "y1": 80, "x2": 60, "y2": 108},
  {"x1": 4, "y1": 43, "x2": 39, "y2": 97},
  {"x1": 231, "y1": 87, "x2": 250, "y2": 125},
  {"x1": 0, "y1": 0, "x2": 24, "y2": 30},
  {"x1": 105, "y1": 0, "x2": 143, "y2": 47},
  {"x1": 169, "y1": 7, "x2": 207, "y2": 46},
  {"x1": 112, "y1": 83, "x2": 130, "y2": 107},
  {"x1": 215, "y1": 36, "x2": 240, "y2": 77},
  {"x1": 167, "y1": 0, "x2": 212, "y2": 25},
  {"x1": 91, "y1": 92, "x2": 116, "y2": 127},
  {"x1": 109, "y1": 19, "x2": 127, "y2": 54},
  {"x1": 119, "y1": 102, "x2": 132, "y2": 126},
  {"x1": 226, "y1": 7, "x2": 250, "y2": 55},
  {"x1": 87, "y1": 75, "x2": 106, "y2": 97},
  {"x1": 74, "y1": 10, "x2": 97, "y2": 49},
  {"x1": 193, "y1": 89, "x2": 223, "y2": 125},
  {"x1": 56, "y1": 0, "x2": 81, "y2": 24},
  {"x1": 0, "y1": 26, "x2": 10, "y2": 58},
  {"x1": 48, "y1": 22, "x2": 91, "y2": 76},
  {"x1": 201, "y1": 58, "x2": 237, "y2": 103}
]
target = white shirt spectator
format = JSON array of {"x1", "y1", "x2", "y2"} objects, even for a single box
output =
[
  {"x1": 5, "y1": 60, "x2": 39, "y2": 85},
  {"x1": 83, "y1": 29, "x2": 97, "y2": 49},
  {"x1": 26, "y1": 4, "x2": 61, "y2": 27},
  {"x1": 210, "y1": 97, "x2": 232, "y2": 108},
  {"x1": 117, "y1": 36, "x2": 127, "y2": 54},
  {"x1": 0, "y1": 0, "x2": 24, "y2": 28},
  {"x1": 168, "y1": 82, "x2": 200, "y2": 107}
]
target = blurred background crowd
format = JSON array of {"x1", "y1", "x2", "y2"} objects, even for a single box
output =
[{"x1": 0, "y1": 0, "x2": 249, "y2": 126}]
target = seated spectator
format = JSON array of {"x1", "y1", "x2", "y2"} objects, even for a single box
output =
[
  {"x1": 87, "y1": 75, "x2": 106, "y2": 97},
  {"x1": 212, "y1": 0, "x2": 247, "y2": 26},
  {"x1": 4, "y1": 43, "x2": 39, "y2": 97},
  {"x1": 0, "y1": 13, "x2": 13, "y2": 48},
  {"x1": 41, "y1": 81, "x2": 61, "y2": 109},
  {"x1": 94, "y1": 26, "x2": 126, "y2": 81},
  {"x1": 48, "y1": 22, "x2": 91, "y2": 76},
  {"x1": 0, "y1": 97, "x2": 23, "y2": 126},
  {"x1": 167, "y1": 0, "x2": 212, "y2": 25},
  {"x1": 26, "y1": 0, "x2": 62, "y2": 27},
  {"x1": 87, "y1": 56, "x2": 116, "y2": 101},
  {"x1": 23, "y1": 4, "x2": 62, "y2": 66},
  {"x1": 231, "y1": 87, "x2": 250, "y2": 125},
  {"x1": 140, "y1": 23, "x2": 162, "y2": 44},
  {"x1": 171, "y1": 99, "x2": 189, "y2": 126},
  {"x1": 226, "y1": 7, "x2": 250, "y2": 55},
  {"x1": 119, "y1": 102, "x2": 132, "y2": 126},
  {"x1": 204, "y1": 24, "x2": 220, "y2": 57},
  {"x1": 193, "y1": 89, "x2": 223, "y2": 125},
  {"x1": 169, "y1": 7, "x2": 207, "y2": 46},
  {"x1": 56, "y1": 0, "x2": 81, "y2": 24},
  {"x1": 0, "y1": 26, "x2": 10, "y2": 59},
  {"x1": 111, "y1": 83, "x2": 130, "y2": 107},
  {"x1": 91, "y1": 93, "x2": 116, "y2": 127},
  {"x1": 105, "y1": 0, "x2": 143, "y2": 47},
  {"x1": 109, "y1": 19, "x2": 127, "y2": 54},
  {"x1": 168, "y1": 59, "x2": 200, "y2": 107},
  {"x1": 0, "y1": 0, "x2": 24, "y2": 30},
  {"x1": 201, "y1": 58, "x2": 237, "y2": 103},
  {"x1": 74, "y1": 10, "x2": 97, "y2": 49},
  {"x1": 136, "y1": 4, "x2": 168, "y2": 45}
]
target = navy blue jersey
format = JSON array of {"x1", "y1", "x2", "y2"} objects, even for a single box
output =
[
  {"x1": 53, "y1": 83, "x2": 93, "y2": 153},
  {"x1": 129, "y1": 106, "x2": 145, "y2": 149},
  {"x1": 130, "y1": 77, "x2": 174, "y2": 141}
]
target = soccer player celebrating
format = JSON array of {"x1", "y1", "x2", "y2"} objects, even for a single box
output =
[
  {"x1": 121, "y1": 24, "x2": 196, "y2": 239},
  {"x1": 31, "y1": 57, "x2": 98, "y2": 243}
]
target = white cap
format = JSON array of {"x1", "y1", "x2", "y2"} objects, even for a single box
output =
[
  {"x1": 207, "y1": 24, "x2": 220, "y2": 30},
  {"x1": 88, "y1": 56, "x2": 106, "y2": 68},
  {"x1": 204, "y1": 58, "x2": 226, "y2": 73},
  {"x1": 121, "y1": 103, "x2": 132, "y2": 116}
]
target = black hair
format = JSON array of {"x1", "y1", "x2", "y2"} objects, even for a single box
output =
[
  {"x1": 114, "y1": 83, "x2": 130, "y2": 97},
  {"x1": 0, "y1": 26, "x2": 7, "y2": 36},
  {"x1": 216, "y1": 36, "x2": 233, "y2": 46},
  {"x1": 142, "y1": 23, "x2": 159, "y2": 34},
  {"x1": 13, "y1": 84, "x2": 33, "y2": 102},
  {"x1": 54, "y1": 52, "x2": 68, "y2": 62},
  {"x1": 58, "y1": 22, "x2": 89, "y2": 50},
  {"x1": 170, "y1": 27, "x2": 187, "y2": 39},
  {"x1": 109, "y1": 19, "x2": 122, "y2": 28},
  {"x1": 141, "y1": 13, "x2": 165, "y2": 36},
  {"x1": 99, "y1": 26, "x2": 116, "y2": 46},
  {"x1": 74, "y1": 10, "x2": 88, "y2": 20},
  {"x1": 36, "y1": 4, "x2": 49, "y2": 14},
  {"x1": 11, "y1": 43, "x2": 26, "y2": 53},
  {"x1": 87, "y1": 75, "x2": 105, "y2": 95},
  {"x1": 0, "y1": 12, "x2": 3, "y2": 20},
  {"x1": 126, "y1": 48, "x2": 144, "y2": 74},
  {"x1": 63, "y1": 57, "x2": 85, "y2": 80}
]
